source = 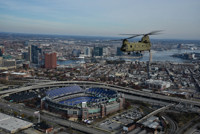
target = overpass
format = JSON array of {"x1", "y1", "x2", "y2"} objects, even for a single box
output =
[
  {"x1": 1, "y1": 81, "x2": 200, "y2": 107},
  {"x1": 137, "y1": 104, "x2": 174, "y2": 123}
]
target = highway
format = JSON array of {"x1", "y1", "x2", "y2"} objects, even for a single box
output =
[
  {"x1": 163, "y1": 115, "x2": 178, "y2": 134},
  {"x1": 0, "y1": 101, "x2": 109, "y2": 134},
  {"x1": 184, "y1": 123, "x2": 200, "y2": 134},
  {"x1": 176, "y1": 116, "x2": 200, "y2": 134},
  {"x1": 1, "y1": 81, "x2": 200, "y2": 107},
  {"x1": 124, "y1": 94, "x2": 171, "y2": 106},
  {"x1": 1, "y1": 81, "x2": 200, "y2": 133},
  {"x1": 137, "y1": 104, "x2": 174, "y2": 123}
]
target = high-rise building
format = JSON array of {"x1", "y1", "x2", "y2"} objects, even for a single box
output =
[
  {"x1": 0, "y1": 46, "x2": 4, "y2": 56},
  {"x1": 2, "y1": 59, "x2": 16, "y2": 69},
  {"x1": 117, "y1": 47, "x2": 123, "y2": 56},
  {"x1": 84, "y1": 47, "x2": 92, "y2": 57},
  {"x1": 0, "y1": 57, "x2": 3, "y2": 66},
  {"x1": 0, "y1": 49, "x2": 2, "y2": 57},
  {"x1": 93, "y1": 47, "x2": 103, "y2": 56},
  {"x1": 103, "y1": 47, "x2": 109, "y2": 56},
  {"x1": 28, "y1": 46, "x2": 31, "y2": 62},
  {"x1": 24, "y1": 41, "x2": 29, "y2": 46},
  {"x1": 22, "y1": 52, "x2": 29, "y2": 61},
  {"x1": 45, "y1": 52, "x2": 57, "y2": 69},
  {"x1": 31, "y1": 45, "x2": 42, "y2": 65},
  {"x1": 72, "y1": 49, "x2": 81, "y2": 57}
]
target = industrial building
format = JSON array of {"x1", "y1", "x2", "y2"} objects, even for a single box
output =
[
  {"x1": 0, "y1": 113, "x2": 33, "y2": 133},
  {"x1": 145, "y1": 79, "x2": 171, "y2": 90}
]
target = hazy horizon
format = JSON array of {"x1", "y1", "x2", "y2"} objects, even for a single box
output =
[{"x1": 0, "y1": 0, "x2": 200, "y2": 40}]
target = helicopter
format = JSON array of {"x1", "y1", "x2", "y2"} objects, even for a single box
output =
[{"x1": 113, "y1": 30, "x2": 163, "y2": 54}]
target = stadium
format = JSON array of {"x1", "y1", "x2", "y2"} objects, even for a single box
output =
[{"x1": 41, "y1": 85, "x2": 125, "y2": 119}]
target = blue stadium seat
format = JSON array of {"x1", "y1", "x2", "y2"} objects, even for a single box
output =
[{"x1": 46, "y1": 85, "x2": 83, "y2": 98}]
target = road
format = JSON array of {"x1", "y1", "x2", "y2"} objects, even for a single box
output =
[
  {"x1": 0, "y1": 101, "x2": 109, "y2": 134},
  {"x1": 137, "y1": 104, "x2": 174, "y2": 123},
  {"x1": 185, "y1": 123, "x2": 200, "y2": 134},
  {"x1": 176, "y1": 116, "x2": 200, "y2": 134},
  {"x1": 1, "y1": 81, "x2": 200, "y2": 108},
  {"x1": 163, "y1": 115, "x2": 178, "y2": 134},
  {"x1": 124, "y1": 94, "x2": 170, "y2": 106}
]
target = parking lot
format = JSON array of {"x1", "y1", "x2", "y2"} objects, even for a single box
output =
[{"x1": 98, "y1": 107, "x2": 143, "y2": 132}]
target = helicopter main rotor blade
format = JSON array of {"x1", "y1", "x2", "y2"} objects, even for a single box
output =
[
  {"x1": 109, "y1": 34, "x2": 141, "y2": 41},
  {"x1": 98, "y1": 39, "x2": 123, "y2": 42},
  {"x1": 99, "y1": 30, "x2": 163, "y2": 42},
  {"x1": 124, "y1": 34, "x2": 142, "y2": 40},
  {"x1": 120, "y1": 30, "x2": 163, "y2": 36},
  {"x1": 109, "y1": 39, "x2": 124, "y2": 42},
  {"x1": 119, "y1": 34, "x2": 139, "y2": 35},
  {"x1": 144, "y1": 30, "x2": 163, "y2": 36}
]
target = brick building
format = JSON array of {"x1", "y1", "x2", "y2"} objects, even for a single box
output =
[{"x1": 45, "y1": 52, "x2": 57, "y2": 69}]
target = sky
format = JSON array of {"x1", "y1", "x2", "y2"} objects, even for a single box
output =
[{"x1": 0, "y1": 0, "x2": 199, "y2": 40}]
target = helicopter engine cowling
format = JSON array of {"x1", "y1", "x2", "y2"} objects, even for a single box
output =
[{"x1": 121, "y1": 39, "x2": 128, "y2": 52}]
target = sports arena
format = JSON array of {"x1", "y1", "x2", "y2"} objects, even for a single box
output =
[{"x1": 41, "y1": 85, "x2": 124, "y2": 119}]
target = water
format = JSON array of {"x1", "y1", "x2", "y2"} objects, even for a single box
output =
[
  {"x1": 57, "y1": 60, "x2": 77, "y2": 65},
  {"x1": 141, "y1": 49, "x2": 186, "y2": 62},
  {"x1": 57, "y1": 59, "x2": 85, "y2": 65},
  {"x1": 126, "y1": 49, "x2": 199, "y2": 63},
  {"x1": 57, "y1": 49, "x2": 199, "y2": 65}
]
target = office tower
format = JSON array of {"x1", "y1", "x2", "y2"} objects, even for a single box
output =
[
  {"x1": 31, "y1": 45, "x2": 42, "y2": 65},
  {"x1": 0, "y1": 49, "x2": 2, "y2": 57},
  {"x1": 28, "y1": 46, "x2": 31, "y2": 62},
  {"x1": 93, "y1": 47, "x2": 103, "y2": 56},
  {"x1": 0, "y1": 57, "x2": 2, "y2": 66},
  {"x1": 117, "y1": 47, "x2": 123, "y2": 56},
  {"x1": 84, "y1": 47, "x2": 92, "y2": 57},
  {"x1": 103, "y1": 47, "x2": 109, "y2": 56},
  {"x1": 24, "y1": 41, "x2": 29, "y2": 46},
  {"x1": 0, "y1": 46, "x2": 4, "y2": 56},
  {"x1": 72, "y1": 49, "x2": 81, "y2": 57},
  {"x1": 45, "y1": 52, "x2": 57, "y2": 69},
  {"x1": 22, "y1": 52, "x2": 29, "y2": 61}
]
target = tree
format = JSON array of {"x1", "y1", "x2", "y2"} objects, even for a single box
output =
[
  {"x1": 13, "y1": 111, "x2": 18, "y2": 117},
  {"x1": 21, "y1": 113, "x2": 25, "y2": 118},
  {"x1": 28, "y1": 116, "x2": 34, "y2": 122}
]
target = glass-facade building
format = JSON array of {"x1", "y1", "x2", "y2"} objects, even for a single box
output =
[
  {"x1": 93, "y1": 47, "x2": 103, "y2": 56},
  {"x1": 31, "y1": 45, "x2": 42, "y2": 65}
]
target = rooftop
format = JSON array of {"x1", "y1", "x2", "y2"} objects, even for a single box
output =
[{"x1": 0, "y1": 113, "x2": 33, "y2": 133}]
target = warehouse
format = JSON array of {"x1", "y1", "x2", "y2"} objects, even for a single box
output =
[{"x1": 0, "y1": 113, "x2": 33, "y2": 133}]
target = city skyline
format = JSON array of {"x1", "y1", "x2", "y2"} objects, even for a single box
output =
[
  {"x1": 0, "y1": 0, "x2": 200, "y2": 40},
  {"x1": 0, "y1": 2, "x2": 200, "y2": 132}
]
